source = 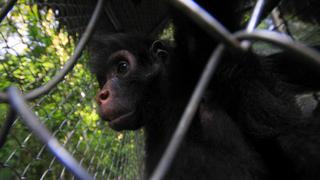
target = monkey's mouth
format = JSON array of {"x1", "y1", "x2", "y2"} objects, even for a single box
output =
[{"x1": 106, "y1": 110, "x2": 137, "y2": 130}]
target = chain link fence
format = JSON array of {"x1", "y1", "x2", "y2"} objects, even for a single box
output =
[{"x1": 0, "y1": 0, "x2": 319, "y2": 179}]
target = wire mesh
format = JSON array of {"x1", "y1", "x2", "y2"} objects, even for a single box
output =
[
  {"x1": 0, "y1": 0, "x2": 319, "y2": 179},
  {"x1": 0, "y1": 0, "x2": 144, "y2": 179}
]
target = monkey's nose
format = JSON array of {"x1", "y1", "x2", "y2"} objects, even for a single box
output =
[{"x1": 96, "y1": 90, "x2": 109, "y2": 105}]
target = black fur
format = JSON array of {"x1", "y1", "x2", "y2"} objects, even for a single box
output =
[{"x1": 89, "y1": 0, "x2": 320, "y2": 179}]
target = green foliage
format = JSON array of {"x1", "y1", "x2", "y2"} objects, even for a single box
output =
[
  {"x1": 0, "y1": 2, "x2": 143, "y2": 179},
  {"x1": 159, "y1": 21, "x2": 175, "y2": 41}
]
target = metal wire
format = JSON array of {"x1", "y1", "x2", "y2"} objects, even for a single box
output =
[
  {"x1": 0, "y1": 0, "x2": 17, "y2": 23},
  {"x1": 149, "y1": 1, "x2": 320, "y2": 180},
  {"x1": 0, "y1": 109, "x2": 16, "y2": 148},
  {"x1": 0, "y1": 0, "x2": 110, "y2": 178},
  {"x1": 170, "y1": 0, "x2": 243, "y2": 50},
  {"x1": 235, "y1": 30, "x2": 320, "y2": 67},
  {"x1": 7, "y1": 87, "x2": 93, "y2": 180},
  {"x1": 0, "y1": 0, "x2": 104, "y2": 103},
  {"x1": 0, "y1": 0, "x2": 319, "y2": 179},
  {"x1": 150, "y1": 44, "x2": 225, "y2": 180},
  {"x1": 246, "y1": 0, "x2": 267, "y2": 32},
  {"x1": 242, "y1": 0, "x2": 267, "y2": 48}
]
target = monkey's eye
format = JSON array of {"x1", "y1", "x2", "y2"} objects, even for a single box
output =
[{"x1": 117, "y1": 61, "x2": 129, "y2": 75}]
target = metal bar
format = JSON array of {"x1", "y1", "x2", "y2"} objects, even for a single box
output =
[
  {"x1": 0, "y1": 109, "x2": 16, "y2": 148},
  {"x1": 246, "y1": 0, "x2": 266, "y2": 32},
  {"x1": 0, "y1": 0, "x2": 17, "y2": 23},
  {"x1": 242, "y1": 0, "x2": 266, "y2": 48},
  {"x1": 0, "y1": 0, "x2": 104, "y2": 103},
  {"x1": 7, "y1": 86, "x2": 93, "y2": 180},
  {"x1": 170, "y1": 0, "x2": 242, "y2": 50},
  {"x1": 149, "y1": 44, "x2": 225, "y2": 180},
  {"x1": 235, "y1": 30, "x2": 320, "y2": 68},
  {"x1": 24, "y1": 0, "x2": 104, "y2": 100}
]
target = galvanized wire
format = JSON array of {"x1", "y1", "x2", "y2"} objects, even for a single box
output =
[
  {"x1": 7, "y1": 86, "x2": 93, "y2": 180},
  {"x1": 150, "y1": 0, "x2": 320, "y2": 180},
  {"x1": 0, "y1": 0, "x2": 143, "y2": 179},
  {"x1": 0, "y1": 0, "x2": 319, "y2": 179},
  {"x1": 0, "y1": 0, "x2": 17, "y2": 22},
  {"x1": 0, "y1": 0, "x2": 104, "y2": 102}
]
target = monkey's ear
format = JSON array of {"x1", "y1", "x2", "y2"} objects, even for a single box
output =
[{"x1": 150, "y1": 40, "x2": 169, "y2": 61}]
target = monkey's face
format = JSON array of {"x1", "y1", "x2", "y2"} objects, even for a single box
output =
[
  {"x1": 95, "y1": 50, "x2": 145, "y2": 131},
  {"x1": 92, "y1": 36, "x2": 170, "y2": 131}
]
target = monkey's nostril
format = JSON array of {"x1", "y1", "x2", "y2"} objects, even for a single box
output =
[{"x1": 99, "y1": 91, "x2": 109, "y2": 101}]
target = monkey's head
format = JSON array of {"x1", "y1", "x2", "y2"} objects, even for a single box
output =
[{"x1": 89, "y1": 34, "x2": 170, "y2": 131}]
